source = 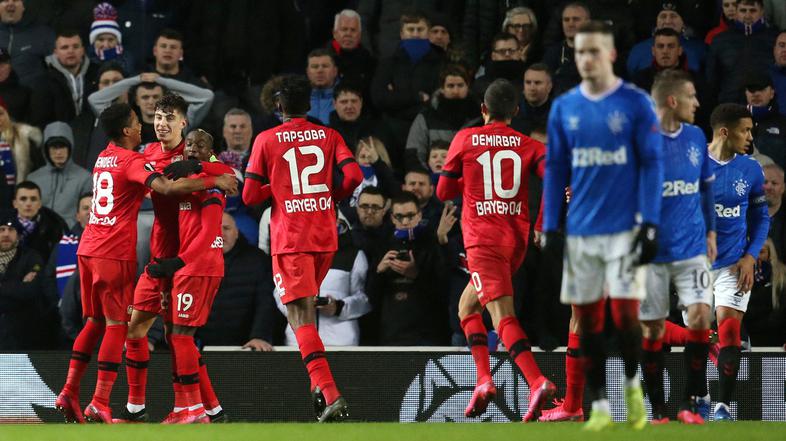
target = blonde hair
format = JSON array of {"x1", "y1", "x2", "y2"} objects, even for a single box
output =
[
  {"x1": 762, "y1": 238, "x2": 785, "y2": 309},
  {"x1": 356, "y1": 137, "x2": 391, "y2": 167}
]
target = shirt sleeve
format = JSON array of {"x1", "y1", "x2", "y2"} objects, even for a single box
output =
[
  {"x1": 179, "y1": 191, "x2": 225, "y2": 266},
  {"x1": 746, "y1": 162, "x2": 771, "y2": 257},
  {"x1": 635, "y1": 93, "x2": 664, "y2": 226},
  {"x1": 244, "y1": 134, "x2": 267, "y2": 183},
  {"x1": 543, "y1": 99, "x2": 571, "y2": 232},
  {"x1": 126, "y1": 154, "x2": 160, "y2": 187}
]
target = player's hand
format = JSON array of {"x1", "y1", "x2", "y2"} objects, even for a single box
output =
[
  {"x1": 733, "y1": 254, "x2": 756, "y2": 291},
  {"x1": 377, "y1": 250, "x2": 398, "y2": 273},
  {"x1": 390, "y1": 251, "x2": 418, "y2": 279},
  {"x1": 160, "y1": 291, "x2": 170, "y2": 311},
  {"x1": 243, "y1": 338, "x2": 274, "y2": 352},
  {"x1": 632, "y1": 223, "x2": 658, "y2": 265},
  {"x1": 22, "y1": 271, "x2": 37, "y2": 282},
  {"x1": 706, "y1": 231, "x2": 717, "y2": 264},
  {"x1": 533, "y1": 230, "x2": 543, "y2": 249},
  {"x1": 437, "y1": 202, "x2": 458, "y2": 245},
  {"x1": 164, "y1": 159, "x2": 202, "y2": 179},
  {"x1": 565, "y1": 187, "x2": 572, "y2": 203},
  {"x1": 215, "y1": 173, "x2": 239, "y2": 195},
  {"x1": 146, "y1": 257, "x2": 185, "y2": 278},
  {"x1": 541, "y1": 231, "x2": 562, "y2": 257},
  {"x1": 139, "y1": 72, "x2": 160, "y2": 83},
  {"x1": 316, "y1": 295, "x2": 338, "y2": 316}
]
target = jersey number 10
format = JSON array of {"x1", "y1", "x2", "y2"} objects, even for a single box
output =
[
  {"x1": 476, "y1": 150, "x2": 522, "y2": 200},
  {"x1": 282, "y1": 146, "x2": 329, "y2": 195}
]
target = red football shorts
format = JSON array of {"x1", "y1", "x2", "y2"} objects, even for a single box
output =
[
  {"x1": 272, "y1": 252, "x2": 334, "y2": 304},
  {"x1": 170, "y1": 274, "x2": 222, "y2": 327},
  {"x1": 79, "y1": 256, "x2": 136, "y2": 322},
  {"x1": 466, "y1": 244, "x2": 527, "y2": 307},
  {"x1": 133, "y1": 271, "x2": 173, "y2": 317}
]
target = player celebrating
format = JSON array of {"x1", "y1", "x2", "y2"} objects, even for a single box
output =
[
  {"x1": 704, "y1": 103, "x2": 769, "y2": 421},
  {"x1": 242, "y1": 75, "x2": 362, "y2": 422},
  {"x1": 436, "y1": 78, "x2": 557, "y2": 422},
  {"x1": 143, "y1": 129, "x2": 232, "y2": 424},
  {"x1": 542, "y1": 21, "x2": 663, "y2": 431},
  {"x1": 55, "y1": 103, "x2": 237, "y2": 423},
  {"x1": 639, "y1": 70, "x2": 716, "y2": 425}
]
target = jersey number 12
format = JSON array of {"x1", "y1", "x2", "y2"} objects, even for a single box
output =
[{"x1": 283, "y1": 146, "x2": 329, "y2": 195}]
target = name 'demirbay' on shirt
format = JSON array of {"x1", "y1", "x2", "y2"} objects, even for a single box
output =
[
  {"x1": 78, "y1": 143, "x2": 161, "y2": 261},
  {"x1": 543, "y1": 80, "x2": 663, "y2": 236},
  {"x1": 245, "y1": 118, "x2": 356, "y2": 255},
  {"x1": 655, "y1": 123, "x2": 715, "y2": 263},
  {"x1": 711, "y1": 153, "x2": 769, "y2": 269},
  {"x1": 442, "y1": 121, "x2": 545, "y2": 248}
]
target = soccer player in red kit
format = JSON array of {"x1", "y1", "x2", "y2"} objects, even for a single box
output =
[
  {"x1": 242, "y1": 75, "x2": 362, "y2": 422},
  {"x1": 143, "y1": 129, "x2": 231, "y2": 424},
  {"x1": 55, "y1": 103, "x2": 237, "y2": 423},
  {"x1": 436, "y1": 78, "x2": 556, "y2": 422}
]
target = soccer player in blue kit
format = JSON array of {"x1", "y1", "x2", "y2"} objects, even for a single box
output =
[
  {"x1": 703, "y1": 103, "x2": 769, "y2": 421},
  {"x1": 542, "y1": 21, "x2": 664, "y2": 431},
  {"x1": 638, "y1": 70, "x2": 717, "y2": 425}
]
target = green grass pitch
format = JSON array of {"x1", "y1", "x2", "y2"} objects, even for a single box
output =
[{"x1": 1, "y1": 422, "x2": 785, "y2": 441}]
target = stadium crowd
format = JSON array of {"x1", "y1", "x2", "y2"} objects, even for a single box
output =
[{"x1": 0, "y1": 0, "x2": 785, "y2": 351}]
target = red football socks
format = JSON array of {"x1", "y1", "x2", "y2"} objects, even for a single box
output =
[
  {"x1": 461, "y1": 313, "x2": 492, "y2": 385},
  {"x1": 295, "y1": 324, "x2": 340, "y2": 405},
  {"x1": 167, "y1": 334, "x2": 187, "y2": 409},
  {"x1": 563, "y1": 332, "x2": 585, "y2": 412},
  {"x1": 63, "y1": 319, "x2": 104, "y2": 397},
  {"x1": 93, "y1": 324, "x2": 127, "y2": 407},
  {"x1": 125, "y1": 337, "x2": 149, "y2": 406},
  {"x1": 198, "y1": 356, "x2": 221, "y2": 411},
  {"x1": 663, "y1": 321, "x2": 689, "y2": 346},
  {"x1": 170, "y1": 334, "x2": 202, "y2": 409},
  {"x1": 718, "y1": 317, "x2": 741, "y2": 348},
  {"x1": 498, "y1": 316, "x2": 543, "y2": 387}
]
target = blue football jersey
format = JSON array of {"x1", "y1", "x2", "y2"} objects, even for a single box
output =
[
  {"x1": 544, "y1": 80, "x2": 663, "y2": 235},
  {"x1": 655, "y1": 124, "x2": 714, "y2": 263},
  {"x1": 711, "y1": 154, "x2": 769, "y2": 269}
]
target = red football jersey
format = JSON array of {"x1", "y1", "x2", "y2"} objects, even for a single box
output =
[
  {"x1": 245, "y1": 118, "x2": 355, "y2": 255},
  {"x1": 176, "y1": 181, "x2": 226, "y2": 277},
  {"x1": 78, "y1": 143, "x2": 160, "y2": 261},
  {"x1": 143, "y1": 141, "x2": 186, "y2": 258},
  {"x1": 442, "y1": 122, "x2": 545, "y2": 248}
]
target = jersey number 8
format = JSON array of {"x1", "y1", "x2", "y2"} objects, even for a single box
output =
[{"x1": 476, "y1": 150, "x2": 522, "y2": 200}]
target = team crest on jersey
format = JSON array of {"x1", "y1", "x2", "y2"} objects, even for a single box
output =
[
  {"x1": 733, "y1": 178, "x2": 749, "y2": 196},
  {"x1": 606, "y1": 111, "x2": 627, "y2": 134},
  {"x1": 688, "y1": 145, "x2": 701, "y2": 167},
  {"x1": 172, "y1": 155, "x2": 184, "y2": 162},
  {"x1": 144, "y1": 162, "x2": 155, "y2": 172},
  {"x1": 567, "y1": 116, "x2": 580, "y2": 131}
]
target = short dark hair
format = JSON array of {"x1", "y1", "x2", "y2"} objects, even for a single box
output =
[
  {"x1": 563, "y1": 1, "x2": 591, "y2": 17},
  {"x1": 100, "y1": 102, "x2": 135, "y2": 142},
  {"x1": 400, "y1": 9, "x2": 430, "y2": 28},
  {"x1": 277, "y1": 75, "x2": 312, "y2": 116},
  {"x1": 391, "y1": 190, "x2": 420, "y2": 209},
  {"x1": 429, "y1": 140, "x2": 450, "y2": 153},
  {"x1": 14, "y1": 181, "x2": 41, "y2": 198},
  {"x1": 526, "y1": 62, "x2": 552, "y2": 78},
  {"x1": 307, "y1": 48, "x2": 336, "y2": 65},
  {"x1": 358, "y1": 185, "x2": 386, "y2": 201},
  {"x1": 157, "y1": 28, "x2": 183, "y2": 43},
  {"x1": 484, "y1": 79, "x2": 519, "y2": 120},
  {"x1": 155, "y1": 92, "x2": 188, "y2": 117},
  {"x1": 440, "y1": 64, "x2": 470, "y2": 88},
  {"x1": 710, "y1": 103, "x2": 751, "y2": 131},
  {"x1": 653, "y1": 27, "x2": 681, "y2": 40},
  {"x1": 577, "y1": 20, "x2": 614, "y2": 37},
  {"x1": 333, "y1": 82, "x2": 363, "y2": 100},
  {"x1": 96, "y1": 61, "x2": 126, "y2": 80},
  {"x1": 77, "y1": 192, "x2": 92, "y2": 210},
  {"x1": 739, "y1": 0, "x2": 764, "y2": 6},
  {"x1": 404, "y1": 167, "x2": 431, "y2": 180},
  {"x1": 55, "y1": 28, "x2": 81, "y2": 40},
  {"x1": 651, "y1": 69, "x2": 693, "y2": 105},
  {"x1": 490, "y1": 32, "x2": 519, "y2": 50}
]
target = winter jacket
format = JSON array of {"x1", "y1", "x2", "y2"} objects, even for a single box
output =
[
  {"x1": 543, "y1": 41, "x2": 581, "y2": 96},
  {"x1": 30, "y1": 55, "x2": 100, "y2": 127},
  {"x1": 358, "y1": 0, "x2": 439, "y2": 58},
  {"x1": 196, "y1": 236, "x2": 277, "y2": 347},
  {"x1": 0, "y1": 70, "x2": 31, "y2": 123},
  {"x1": 0, "y1": 122, "x2": 41, "y2": 188},
  {"x1": 21, "y1": 206, "x2": 68, "y2": 263},
  {"x1": 327, "y1": 40, "x2": 376, "y2": 95},
  {"x1": 308, "y1": 85, "x2": 335, "y2": 125},
  {"x1": 627, "y1": 35, "x2": 706, "y2": 77},
  {"x1": 0, "y1": 14, "x2": 55, "y2": 87},
  {"x1": 770, "y1": 64, "x2": 786, "y2": 121},
  {"x1": 750, "y1": 104, "x2": 786, "y2": 171}
]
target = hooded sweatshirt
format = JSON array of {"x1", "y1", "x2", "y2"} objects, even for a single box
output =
[
  {"x1": 27, "y1": 122, "x2": 92, "y2": 229},
  {"x1": 44, "y1": 54, "x2": 92, "y2": 116}
]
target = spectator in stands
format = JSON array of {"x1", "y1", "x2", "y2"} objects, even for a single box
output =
[
  {"x1": 632, "y1": 29, "x2": 687, "y2": 93},
  {"x1": 0, "y1": 208, "x2": 61, "y2": 350},
  {"x1": 358, "y1": 0, "x2": 439, "y2": 58},
  {"x1": 428, "y1": 15, "x2": 451, "y2": 51},
  {"x1": 149, "y1": 28, "x2": 205, "y2": 87},
  {"x1": 87, "y1": 2, "x2": 135, "y2": 75},
  {"x1": 502, "y1": 6, "x2": 541, "y2": 66},
  {"x1": 515, "y1": 63, "x2": 553, "y2": 136},
  {"x1": 196, "y1": 213, "x2": 277, "y2": 351},
  {"x1": 218, "y1": 108, "x2": 253, "y2": 172},
  {"x1": 371, "y1": 10, "x2": 446, "y2": 152},
  {"x1": 27, "y1": 122, "x2": 91, "y2": 230},
  {"x1": 426, "y1": 140, "x2": 448, "y2": 184},
  {"x1": 0, "y1": 48, "x2": 29, "y2": 123},
  {"x1": 327, "y1": 9, "x2": 375, "y2": 96},
  {"x1": 30, "y1": 29, "x2": 100, "y2": 127},
  {"x1": 306, "y1": 49, "x2": 339, "y2": 125},
  {"x1": 70, "y1": 62, "x2": 123, "y2": 169},
  {"x1": 628, "y1": 3, "x2": 707, "y2": 77},
  {"x1": 764, "y1": 0, "x2": 786, "y2": 31},
  {"x1": 402, "y1": 167, "x2": 442, "y2": 230},
  {"x1": 764, "y1": 163, "x2": 786, "y2": 256},
  {"x1": 745, "y1": 238, "x2": 786, "y2": 346},
  {"x1": 88, "y1": 73, "x2": 214, "y2": 144},
  {"x1": 707, "y1": 0, "x2": 780, "y2": 104},
  {"x1": 543, "y1": 2, "x2": 589, "y2": 96},
  {"x1": 55, "y1": 193, "x2": 90, "y2": 342},
  {"x1": 0, "y1": 96, "x2": 40, "y2": 204},
  {"x1": 12, "y1": 181, "x2": 67, "y2": 261},
  {"x1": 0, "y1": 0, "x2": 54, "y2": 87},
  {"x1": 473, "y1": 33, "x2": 525, "y2": 99},
  {"x1": 351, "y1": 186, "x2": 392, "y2": 257},
  {"x1": 706, "y1": 0, "x2": 738, "y2": 45},
  {"x1": 340, "y1": 137, "x2": 399, "y2": 226},
  {"x1": 405, "y1": 65, "x2": 477, "y2": 170},
  {"x1": 770, "y1": 31, "x2": 786, "y2": 116},
  {"x1": 369, "y1": 191, "x2": 447, "y2": 345},
  {"x1": 746, "y1": 71, "x2": 786, "y2": 169},
  {"x1": 275, "y1": 214, "x2": 371, "y2": 346},
  {"x1": 329, "y1": 82, "x2": 372, "y2": 149}
]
